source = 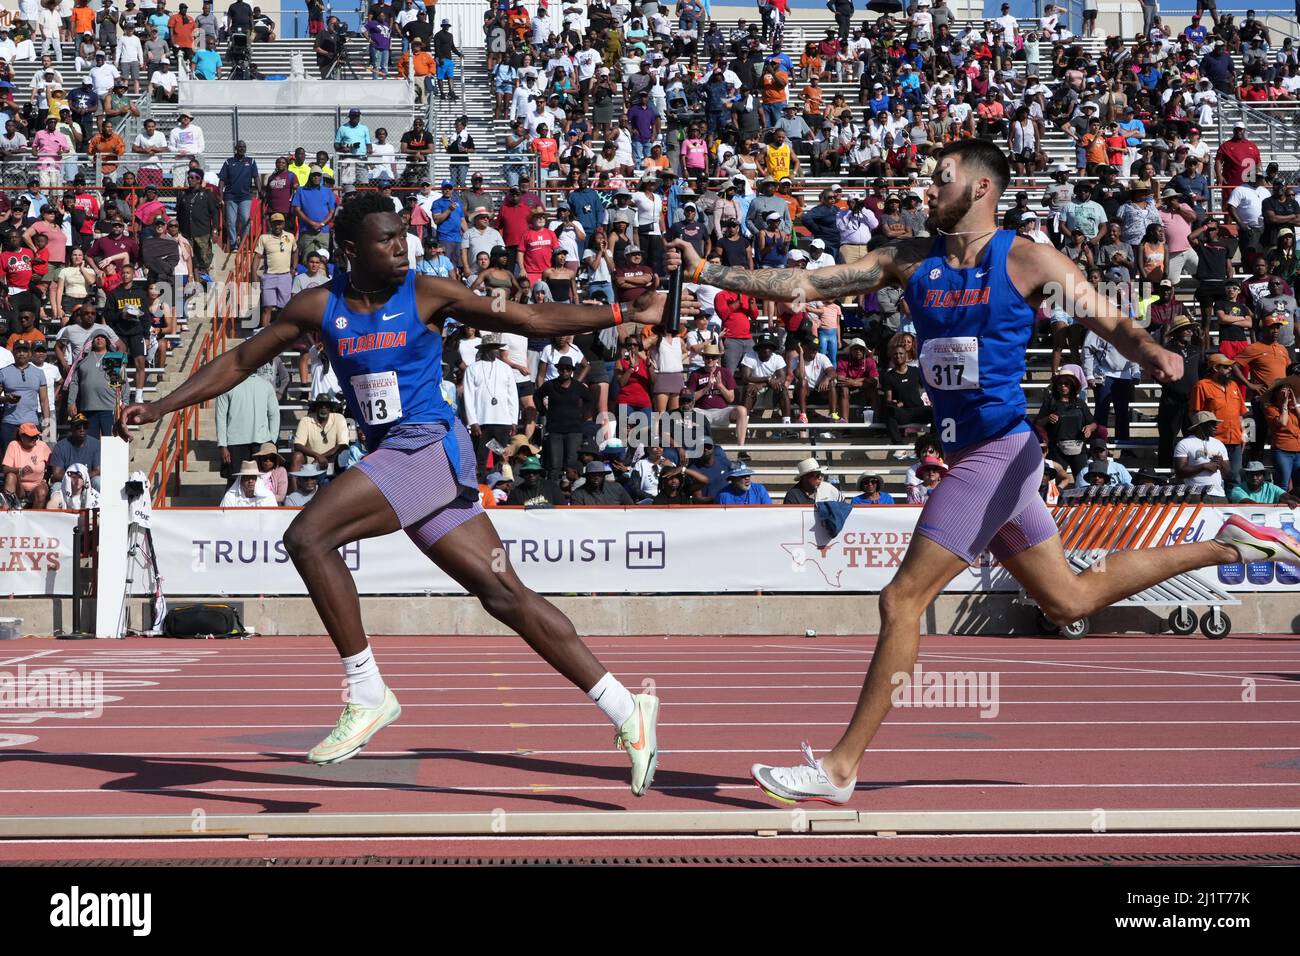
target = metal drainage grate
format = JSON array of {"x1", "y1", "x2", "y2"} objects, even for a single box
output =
[{"x1": 9, "y1": 852, "x2": 1300, "y2": 867}]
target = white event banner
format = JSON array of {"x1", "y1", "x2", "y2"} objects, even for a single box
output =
[
  {"x1": 141, "y1": 505, "x2": 1300, "y2": 597},
  {"x1": 0, "y1": 511, "x2": 80, "y2": 596}
]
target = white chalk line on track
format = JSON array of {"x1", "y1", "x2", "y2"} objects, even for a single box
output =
[
  {"x1": 44, "y1": 682, "x2": 1300, "y2": 692},
  {"x1": 26, "y1": 669, "x2": 1298, "y2": 680},
  {"x1": 12, "y1": 719, "x2": 1300, "y2": 730},
  {"x1": 4, "y1": 782, "x2": 1300, "y2": 795},
  {"x1": 3, "y1": 830, "x2": 1299, "y2": 848},
  {"x1": 0, "y1": 650, "x2": 60, "y2": 667},
  {"x1": 15, "y1": 699, "x2": 1294, "y2": 709},
  {"x1": 9, "y1": 746, "x2": 1300, "y2": 757}
]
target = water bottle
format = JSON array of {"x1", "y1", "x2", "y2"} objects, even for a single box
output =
[
  {"x1": 1277, "y1": 514, "x2": 1300, "y2": 585},
  {"x1": 1246, "y1": 512, "x2": 1276, "y2": 585}
]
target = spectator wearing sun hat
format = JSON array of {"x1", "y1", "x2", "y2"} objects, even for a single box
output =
[
  {"x1": 1230, "y1": 460, "x2": 1298, "y2": 504},
  {"x1": 284, "y1": 464, "x2": 325, "y2": 507},
  {"x1": 251, "y1": 441, "x2": 288, "y2": 504},
  {"x1": 505, "y1": 455, "x2": 564, "y2": 507},
  {"x1": 784, "y1": 457, "x2": 844, "y2": 504},
  {"x1": 220, "y1": 461, "x2": 278, "y2": 508},
  {"x1": 1174, "y1": 410, "x2": 1231, "y2": 499},
  {"x1": 852, "y1": 473, "x2": 894, "y2": 505},
  {"x1": 907, "y1": 455, "x2": 947, "y2": 503}
]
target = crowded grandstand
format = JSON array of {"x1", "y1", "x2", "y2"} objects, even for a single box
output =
[{"x1": 3, "y1": 0, "x2": 1300, "y2": 514}]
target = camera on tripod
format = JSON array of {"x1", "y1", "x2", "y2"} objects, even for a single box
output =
[
  {"x1": 228, "y1": 29, "x2": 252, "y2": 63},
  {"x1": 103, "y1": 352, "x2": 128, "y2": 387}
]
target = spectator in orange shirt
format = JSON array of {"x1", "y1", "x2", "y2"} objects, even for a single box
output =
[
  {"x1": 86, "y1": 120, "x2": 126, "y2": 176},
  {"x1": 530, "y1": 123, "x2": 560, "y2": 180},
  {"x1": 5, "y1": 308, "x2": 46, "y2": 353},
  {"x1": 1080, "y1": 119, "x2": 1107, "y2": 174},
  {"x1": 1192, "y1": 353, "x2": 1249, "y2": 486},
  {"x1": 70, "y1": 0, "x2": 96, "y2": 38},
  {"x1": 1233, "y1": 315, "x2": 1292, "y2": 398},
  {"x1": 1266, "y1": 379, "x2": 1300, "y2": 492},
  {"x1": 397, "y1": 38, "x2": 438, "y2": 98},
  {"x1": 761, "y1": 61, "x2": 789, "y2": 126},
  {"x1": 168, "y1": 5, "x2": 199, "y2": 60}
]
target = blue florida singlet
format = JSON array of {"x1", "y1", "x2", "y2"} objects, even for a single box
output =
[
  {"x1": 902, "y1": 229, "x2": 1036, "y2": 454},
  {"x1": 317, "y1": 268, "x2": 457, "y2": 448}
]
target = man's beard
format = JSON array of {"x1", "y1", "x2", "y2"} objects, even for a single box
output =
[{"x1": 926, "y1": 183, "x2": 976, "y2": 234}]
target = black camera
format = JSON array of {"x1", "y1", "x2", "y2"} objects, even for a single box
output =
[
  {"x1": 124, "y1": 479, "x2": 146, "y2": 501},
  {"x1": 103, "y1": 351, "x2": 128, "y2": 386}
]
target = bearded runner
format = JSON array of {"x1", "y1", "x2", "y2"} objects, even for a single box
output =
[{"x1": 668, "y1": 138, "x2": 1300, "y2": 805}]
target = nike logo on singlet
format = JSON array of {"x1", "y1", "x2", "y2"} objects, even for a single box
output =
[{"x1": 382, "y1": 312, "x2": 402, "y2": 321}]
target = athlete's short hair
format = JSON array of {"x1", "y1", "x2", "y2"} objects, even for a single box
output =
[
  {"x1": 934, "y1": 139, "x2": 1011, "y2": 196},
  {"x1": 334, "y1": 192, "x2": 399, "y2": 247}
]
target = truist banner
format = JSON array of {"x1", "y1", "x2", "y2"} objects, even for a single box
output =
[{"x1": 139, "y1": 505, "x2": 1299, "y2": 596}]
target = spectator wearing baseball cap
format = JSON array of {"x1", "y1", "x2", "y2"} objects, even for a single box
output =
[
  {"x1": 48, "y1": 413, "x2": 100, "y2": 487},
  {"x1": 568, "y1": 460, "x2": 634, "y2": 505},
  {"x1": 254, "y1": 212, "x2": 297, "y2": 327},
  {"x1": 2, "y1": 421, "x2": 51, "y2": 508},
  {"x1": 715, "y1": 464, "x2": 772, "y2": 505},
  {"x1": 534, "y1": 356, "x2": 592, "y2": 480}
]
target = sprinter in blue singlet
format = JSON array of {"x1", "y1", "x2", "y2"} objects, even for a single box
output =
[
  {"x1": 123, "y1": 192, "x2": 683, "y2": 795},
  {"x1": 666, "y1": 138, "x2": 1300, "y2": 804}
]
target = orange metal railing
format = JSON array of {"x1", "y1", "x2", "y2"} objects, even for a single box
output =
[{"x1": 146, "y1": 223, "x2": 260, "y2": 506}]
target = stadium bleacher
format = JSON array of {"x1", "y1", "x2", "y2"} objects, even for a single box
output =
[{"x1": 3, "y1": 2, "x2": 1300, "y2": 512}]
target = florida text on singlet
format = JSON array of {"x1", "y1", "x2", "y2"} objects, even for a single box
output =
[
  {"x1": 903, "y1": 229, "x2": 1036, "y2": 453},
  {"x1": 317, "y1": 268, "x2": 457, "y2": 446}
]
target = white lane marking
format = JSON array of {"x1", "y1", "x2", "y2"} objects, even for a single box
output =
[
  {"x1": 0, "y1": 650, "x2": 60, "y2": 666},
  {"x1": 8, "y1": 746, "x2": 1300, "y2": 758},
  {"x1": 0, "y1": 734, "x2": 39, "y2": 748},
  {"x1": 3, "y1": 782, "x2": 1300, "y2": 795}
]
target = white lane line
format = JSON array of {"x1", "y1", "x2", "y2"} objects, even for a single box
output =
[
  {"x1": 0, "y1": 650, "x2": 60, "y2": 666},
  {"x1": 8, "y1": 746, "x2": 1299, "y2": 758},
  {"x1": 6, "y1": 830, "x2": 1299, "y2": 846},
  {"x1": 52, "y1": 682, "x2": 1300, "y2": 692},
  {"x1": 17, "y1": 699, "x2": 1295, "y2": 709},
  {"x1": 13, "y1": 719, "x2": 1300, "y2": 730},
  {"x1": 3, "y1": 782, "x2": 1300, "y2": 795},
  {"x1": 904, "y1": 651, "x2": 1300, "y2": 685}
]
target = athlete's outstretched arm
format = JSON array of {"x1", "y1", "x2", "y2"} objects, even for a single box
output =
[
  {"x1": 1011, "y1": 241, "x2": 1182, "y2": 384},
  {"x1": 665, "y1": 237, "x2": 923, "y2": 303},
  {"x1": 419, "y1": 274, "x2": 688, "y2": 336},
  {"x1": 121, "y1": 290, "x2": 324, "y2": 427}
]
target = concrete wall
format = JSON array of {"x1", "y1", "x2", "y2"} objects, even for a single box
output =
[{"x1": 3, "y1": 593, "x2": 1296, "y2": 638}]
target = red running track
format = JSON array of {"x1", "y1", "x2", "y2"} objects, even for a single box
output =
[{"x1": 2, "y1": 633, "x2": 1300, "y2": 862}]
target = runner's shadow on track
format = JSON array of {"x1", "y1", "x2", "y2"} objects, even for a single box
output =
[
  {"x1": 411, "y1": 749, "x2": 774, "y2": 810},
  {"x1": 1, "y1": 750, "x2": 627, "y2": 813},
  {"x1": 0, "y1": 751, "x2": 325, "y2": 814}
]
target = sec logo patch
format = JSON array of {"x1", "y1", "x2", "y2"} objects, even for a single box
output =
[
  {"x1": 335, "y1": 316, "x2": 348, "y2": 329},
  {"x1": 929, "y1": 268, "x2": 942, "y2": 280}
]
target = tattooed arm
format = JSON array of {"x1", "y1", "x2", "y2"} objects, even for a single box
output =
[{"x1": 666, "y1": 237, "x2": 927, "y2": 304}]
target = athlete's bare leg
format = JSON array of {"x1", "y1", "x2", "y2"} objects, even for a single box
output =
[
  {"x1": 818, "y1": 531, "x2": 1241, "y2": 788},
  {"x1": 282, "y1": 466, "x2": 403, "y2": 658},
  {"x1": 819, "y1": 534, "x2": 965, "y2": 786},
  {"x1": 284, "y1": 470, "x2": 608, "y2": 690},
  {"x1": 999, "y1": 533, "x2": 1238, "y2": 632},
  {"x1": 423, "y1": 512, "x2": 606, "y2": 690}
]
